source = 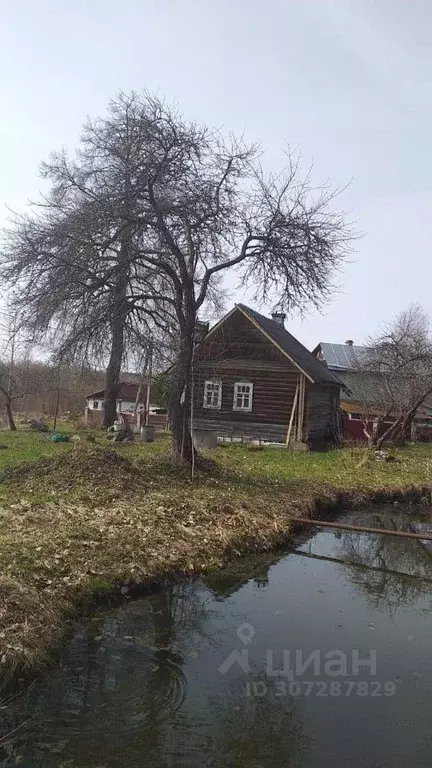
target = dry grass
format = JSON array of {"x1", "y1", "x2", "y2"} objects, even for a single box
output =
[
  {"x1": 0, "y1": 576, "x2": 65, "y2": 674},
  {"x1": 0, "y1": 433, "x2": 431, "y2": 681}
]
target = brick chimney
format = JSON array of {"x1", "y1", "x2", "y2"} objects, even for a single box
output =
[
  {"x1": 345, "y1": 339, "x2": 354, "y2": 346},
  {"x1": 272, "y1": 312, "x2": 286, "y2": 327}
]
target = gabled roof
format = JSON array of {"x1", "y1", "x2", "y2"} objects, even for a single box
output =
[
  {"x1": 207, "y1": 304, "x2": 343, "y2": 387},
  {"x1": 313, "y1": 342, "x2": 368, "y2": 371},
  {"x1": 121, "y1": 372, "x2": 144, "y2": 385},
  {"x1": 86, "y1": 381, "x2": 147, "y2": 401}
]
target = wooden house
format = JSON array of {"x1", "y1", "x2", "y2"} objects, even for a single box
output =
[
  {"x1": 86, "y1": 381, "x2": 147, "y2": 416},
  {"x1": 192, "y1": 304, "x2": 343, "y2": 447},
  {"x1": 84, "y1": 378, "x2": 167, "y2": 429}
]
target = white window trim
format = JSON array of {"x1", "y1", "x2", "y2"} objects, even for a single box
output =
[
  {"x1": 203, "y1": 379, "x2": 222, "y2": 409},
  {"x1": 348, "y1": 412, "x2": 366, "y2": 422},
  {"x1": 233, "y1": 381, "x2": 253, "y2": 412}
]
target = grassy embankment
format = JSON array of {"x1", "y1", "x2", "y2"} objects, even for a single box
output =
[{"x1": 0, "y1": 427, "x2": 431, "y2": 680}]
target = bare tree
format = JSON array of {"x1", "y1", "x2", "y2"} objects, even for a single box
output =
[
  {"x1": 1, "y1": 98, "x2": 174, "y2": 427},
  {"x1": 1, "y1": 91, "x2": 352, "y2": 458},
  {"x1": 11, "y1": 361, "x2": 104, "y2": 418},
  {"x1": 356, "y1": 305, "x2": 432, "y2": 448},
  {"x1": 0, "y1": 361, "x2": 46, "y2": 430},
  {"x1": 109, "y1": 93, "x2": 351, "y2": 460}
]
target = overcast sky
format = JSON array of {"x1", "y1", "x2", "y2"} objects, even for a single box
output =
[{"x1": 0, "y1": 0, "x2": 430, "y2": 349}]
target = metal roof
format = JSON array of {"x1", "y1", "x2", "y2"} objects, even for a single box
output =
[
  {"x1": 314, "y1": 342, "x2": 368, "y2": 371},
  {"x1": 336, "y1": 370, "x2": 385, "y2": 404}
]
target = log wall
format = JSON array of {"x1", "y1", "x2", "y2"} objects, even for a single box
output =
[{"x1": 193, "y1": 308, "x2": 340, "y2": 445}]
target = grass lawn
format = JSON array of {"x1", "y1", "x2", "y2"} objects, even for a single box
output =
[
  {"x1": 0, "y1": 428, "x2": 431, "y2": 681},
  {"x1": 0, "y1": 426, "x2": 166, "y2": 475}
]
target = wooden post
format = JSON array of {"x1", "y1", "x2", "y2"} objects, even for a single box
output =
[
  {"x1": 296, "y1": 374, "x2": 306, "y2": 442},
  {"x1": 145, "y1": 342, "x2": 153, "y2": 427},
  {"x1": 53, "y1": 387, "x2": 60, "y2": 432},
  {"x1": 286, "y1": 379, "x2": 299, "y2": 447}
]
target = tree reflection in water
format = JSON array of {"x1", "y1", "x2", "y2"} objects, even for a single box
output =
[
  {"x1": 1, "y1": 570, "x2": 307, "y2": 768},
  {"x1": 337, "y1": 511, "x2": 432, "y2": 611},
  {"x1": 1, "y1": 582, "x2": 217, "y2": 767},
  {"x1": 204, "y1": 669, "x2": 306, "y2": 768},
  {"x1": 6, "y1": 511, "x2": 431, "y2": 767}
]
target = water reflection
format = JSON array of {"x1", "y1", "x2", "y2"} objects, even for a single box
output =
[
  {"x1": 330, "y1": 510, "x2": 432, "y2": 610},
  {"x1": 2, "y1": 506, "x2": 432, "y2": 767},
  {"x1": 206, "y1": 672, "x2": 306, "y2": 768},
  {"x1": 1, "y1": 584, "x2": 212, "y2": 767}
]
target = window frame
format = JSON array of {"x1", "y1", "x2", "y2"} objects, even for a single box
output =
[
  {"x1": 203, "y1": 379, "x2": 222, "y2": 410},
  {"x1": 93, "y1": 400, "x2": 99, "y2": 410},
  {"x1": 233, "y1": 380, "x2": 254, "y2": 412},
  {"x1": 348, "y1": 412, "x2": 364, "y2": 421}
]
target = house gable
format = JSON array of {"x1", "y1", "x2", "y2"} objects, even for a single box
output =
[
  {"x1": 237, "y1": 305, "x2": 314, "y2": 381},
  {"x1": 197, "y1": 306, "x2": 295, "y2": 368},
  {"x1": 202, "y1": 305, "x2": 341, "y2": 386},
  {"x1": 192, "y1": 305, "x2": 341, "y2": 446}
]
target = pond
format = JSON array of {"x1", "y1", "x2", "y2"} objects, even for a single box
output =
[{"x1": 2, "y1": 506, "x2": 432, "y2": 767}]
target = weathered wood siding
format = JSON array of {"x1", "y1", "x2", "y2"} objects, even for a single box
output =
[
  {"x1": 196, "y1": 308, "x2": 294, "y2": 363},
  {"x1": 305, "y1": 384, "x2": 340, "y2": 445},
  {"x1": 193, "y1": 309, "x2": 300, "y2": 440},
  {"x1": 193, "y1": 308, "x2": 340, "y2": 445},
  {"x1": 192, "y1": 416, "x2": 288, "y2": 443}
]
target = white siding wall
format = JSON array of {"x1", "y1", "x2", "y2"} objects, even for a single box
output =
[
  {"x1": 87, "y1": 398, "x2": 144, "y2": 412},
  {"x1": 117, "y1": 400, "x2": 137, "y2": 413}
]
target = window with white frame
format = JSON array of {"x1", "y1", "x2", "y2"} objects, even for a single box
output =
[
  {"x1": 233, "y1": 381, "x2": 253, "y2": 412},
  {"x1": 203, "y1": 380, "x2": 222, "y2": 409}
]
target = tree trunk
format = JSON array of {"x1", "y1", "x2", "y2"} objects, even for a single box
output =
[
  {"x1": 375, "y1": 415, "x2": 402, "y2": 450},
  {"x1": 364, "y1": 419, "x2": 381, "y2": 448},
  {"x1": 393, "y1": 411, "x2": 419, "y2": 447},
  {"x1": 169, "y1": 373, "x2": 194, "y2": 461},
  {"x1": 102, "y1": 235, "x2": 130, "y2": 428},
  {"x1": 169, "y1": 327, "x2": 195, "y2": 462},
  {"x1": 375, "y1": 386, "x2": 432, "y2": 450},
  {"x1": 102, "y1": 320, "x2": 124, "y2": 428},
  {"x1": 53, "y1": 386, "x2": 60, "y2": 431},
  {"x1": 133, "y1": 350, "x2": 149, "y2": 415},
  {"x1": 5, "y1": 400, "x2": 16, "y2": 431}
]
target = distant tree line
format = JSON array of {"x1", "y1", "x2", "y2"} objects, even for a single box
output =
[{"x1": 0, "y1": 360, "x2": 105, "y2": 428}]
